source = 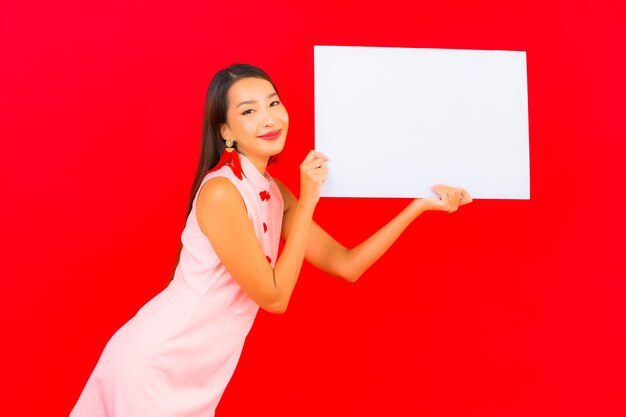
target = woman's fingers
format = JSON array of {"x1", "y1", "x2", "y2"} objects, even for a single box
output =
[
  {"x1": 301, "y1": 158, "x2": 327, "y2": 172},
  {"x1": 440, "y1": 192, "x2": 451, "y2": 212},
  {"x1": 430, "y1": 184, "x2": 471, "y2": 212},
  {"x1": 302, "y1": 150, "x2": 329, "y2": 164},
  {"x1": 299, "y1": 151, "x2": 330, "y2": 208},
  {"x1": 301, "y1": 151, "x2": 328, "y2": 185},
  {"x1": 443, "y1": 191, "x2": 460, "y2": 212},
  {"x1": 459, "y1": 187, "x2": 473, "y2": 206},
  {"x1": 308, "y1": 168, "x2": 327, "y2": 184},
  {"x1": 301, "y1": 154, "x2": 328, "y2": 173},
  {"x1": 434, "y1": 186, "x2": 456, "y2": 212}
]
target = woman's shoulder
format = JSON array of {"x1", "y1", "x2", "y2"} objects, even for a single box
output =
[{"x1": 197, "y1": 176, "x2": 243, "y2": 213}]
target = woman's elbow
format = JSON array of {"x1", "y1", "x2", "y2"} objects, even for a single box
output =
[
  {"x1": 343, "y1": 273, "x2": 361, "y2": 283},
  {"x1": 261, "y1": 295, "x2": 289, "y2": 314},
  {"x1": 264, "y1": 303, "x2": 288, "y2": 314},
  {"x1": 338, "y1": 266, "x2": 362, "y2": 283},
  {"x1": 334, "y1": 251, "x2": 363, "y2": 283}
]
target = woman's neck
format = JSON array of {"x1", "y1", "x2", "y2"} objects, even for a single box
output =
[{"x1": 239, "y1": 151, "x2": 268, "y2": 175}]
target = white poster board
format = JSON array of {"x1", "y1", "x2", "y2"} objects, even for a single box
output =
[{"x1": 314, "y1": 45, "x2": 530, "y2": 199}]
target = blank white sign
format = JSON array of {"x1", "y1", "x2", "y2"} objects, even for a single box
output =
[{"x1": 314, "y1": 45, "x2": 529, "y2": 199}]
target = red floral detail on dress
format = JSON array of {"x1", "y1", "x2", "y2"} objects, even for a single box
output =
[
  {"x1": 263, "y1": 223, "x2": 267, "y2": 233},
  {"x1": 266, "y1": 255, "x2": 272, "y2": 263},
  {"x1": 259, "y1": 190, "x2": 271, "y2": 201}
]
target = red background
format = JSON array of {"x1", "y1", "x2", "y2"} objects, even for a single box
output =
[{"x1": 1, "y1": 0, "x2": 625, "y2": 416}]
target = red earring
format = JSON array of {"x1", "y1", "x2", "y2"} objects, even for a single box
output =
[{"x1": 209, "y1": 139, "x2": 244, "y2": 180}]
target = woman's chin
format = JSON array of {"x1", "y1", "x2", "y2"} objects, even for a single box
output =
[{"x1": 266, "y1": 139, "x2": 286, "y2": 155}]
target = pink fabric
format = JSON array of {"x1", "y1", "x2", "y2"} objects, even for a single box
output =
[{"x1": 71, "y1": 154, "x2": 284, "y2": 417}]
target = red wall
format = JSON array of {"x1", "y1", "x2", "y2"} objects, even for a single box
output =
[{"x1": 1, "y1": 0, "x2": 625, "y2": 416}]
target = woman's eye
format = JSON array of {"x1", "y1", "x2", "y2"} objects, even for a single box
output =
[
  {"x1": 270, "y1": 100, "x2": 280, "y2": 107},
  {"x1": 241, "y1": 109, "x2": 254, "y2": 115}
]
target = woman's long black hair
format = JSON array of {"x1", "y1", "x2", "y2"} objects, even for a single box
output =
[
  {"x1": 170, "y1": 64, "x2": 278, "y2": 281},
  {"x1": 186, "y1": 63, "x2": 279, "y2": 218}
]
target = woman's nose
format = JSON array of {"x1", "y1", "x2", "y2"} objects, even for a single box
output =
[{"x1": 262, "y1": 109, "x2": 275, "y2": 126}]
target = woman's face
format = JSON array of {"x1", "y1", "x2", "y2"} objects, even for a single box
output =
[{"x1": 221, "y1": 77, "x2": 288, "y2": 165}]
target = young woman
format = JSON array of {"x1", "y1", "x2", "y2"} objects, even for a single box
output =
[{"x1": 71, "y1": 64, "x2": 471, "y2": 417}]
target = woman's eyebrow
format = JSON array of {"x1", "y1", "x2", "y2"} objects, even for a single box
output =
[{"x1": 236, "y1": 92, "x2": 277, "y2": 108}]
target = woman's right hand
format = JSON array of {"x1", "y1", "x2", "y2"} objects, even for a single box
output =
[
  {"x1": 299, "y1": 150, "x2": 329, "y2": 209},
  {"x1": 419, "y1": 184, "x2": 473, "y2": 213}
]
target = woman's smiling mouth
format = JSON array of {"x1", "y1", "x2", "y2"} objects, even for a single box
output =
[{"x1": 258, "y1": 129, "x2": 282, "y2": 141}]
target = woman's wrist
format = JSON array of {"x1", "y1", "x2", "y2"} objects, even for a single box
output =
[
  {"x1": 408, "y1": 198, "x2": 429, "y2": 215},
  {"x1": 296, "y1": 199, "x2": 318, "y2": 214}
]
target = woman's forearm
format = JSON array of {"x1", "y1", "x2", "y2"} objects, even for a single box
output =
[
  {"x1": 269, "y1": 202, "x2": 315, "y2": 312},
  {"x1": 341, "y1": 199, "x2": 428, "y2": 282},
  {"x1": 265, "y1": 149, "x2": 328, "y2": 313}
]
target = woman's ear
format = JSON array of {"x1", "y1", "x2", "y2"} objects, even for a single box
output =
[{"x1": 220, "y1": 123, "x2": 231, "y2": 141}]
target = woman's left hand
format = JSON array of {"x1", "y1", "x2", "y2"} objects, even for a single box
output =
[{"x1": 420, "y1": 184, "x2": 473, "y2": 213}]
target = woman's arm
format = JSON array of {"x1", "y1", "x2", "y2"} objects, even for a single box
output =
[
  {"x1": 275, "y1": 180, "x2": 471, "y2": 283},
  {"x1": 196, "y1": 151, "x2": 328, "y2": 314}
]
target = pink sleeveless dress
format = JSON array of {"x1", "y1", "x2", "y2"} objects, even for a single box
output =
[{"x1": 71, "y1": 154, "x2": 284, "y2": 417}]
